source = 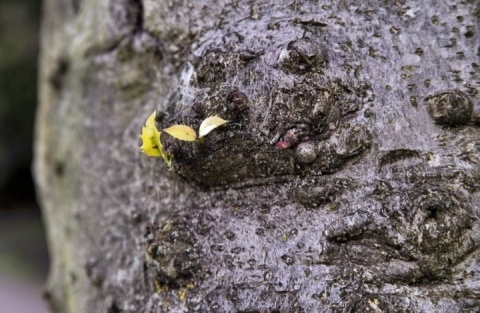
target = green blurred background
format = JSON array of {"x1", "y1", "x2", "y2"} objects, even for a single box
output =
[{"x1": 0, "y1": 0, "x2": 50, "y2": 312}]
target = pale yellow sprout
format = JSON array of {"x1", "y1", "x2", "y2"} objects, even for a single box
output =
[{"x1": 198, "y1": 116, "x2": 229, "y2": 138}]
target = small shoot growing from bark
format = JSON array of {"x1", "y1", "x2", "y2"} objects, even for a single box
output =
[
  {"x1": 139, "y1": 112, "x2": 229, "y2": 165},
  {"x1": 163, "y1": 116, "x2": 229, "y2": 142}
]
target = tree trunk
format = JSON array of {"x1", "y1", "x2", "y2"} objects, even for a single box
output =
[{"x1": 35, "y1": 0, "x2": 480, "y2": 312}]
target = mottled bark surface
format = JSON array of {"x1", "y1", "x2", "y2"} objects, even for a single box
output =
[{"x1": 35, "y1": 0, "x2": 480, "y2": 312}]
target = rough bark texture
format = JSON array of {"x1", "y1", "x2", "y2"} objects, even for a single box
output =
[{"x1": 35, "y1": 0, "x2": 480, "y2": 312}]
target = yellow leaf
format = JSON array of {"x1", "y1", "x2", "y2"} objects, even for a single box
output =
[
  {"x1": 140, "y1": 111, "x2": 163, "y2": 157},
  {"x1": 145, "y1": 110, "x2": 157, "y2": 128},
  {"x1": 163, "y1": 125, "x2": 197, "y2": 141},
  {"x1": 140, "y1": 130, "x2": 161, "y2": 157},
  {"x1": 139, "y1": 111, "x2": 174, "y2": 166},
  {"x1": 198, "y1": 116, "x2": 229, "y2": 138}
]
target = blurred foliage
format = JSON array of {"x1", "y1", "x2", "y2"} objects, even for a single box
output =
[
  {"x1": 0, "y1": 0, "x2": 48, "y2": 282},
  {"x1": 0, "y1": 208, "x2": 49, "y2": 280},
  {"x1": 0, "y1": 0, "x2": 41, "y2": 189}
]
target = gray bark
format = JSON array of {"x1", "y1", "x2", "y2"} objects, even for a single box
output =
[{"x1": 35, "y1": 0, "x2": 480, "y2": 312}]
